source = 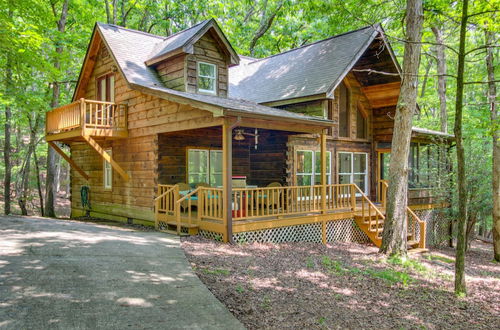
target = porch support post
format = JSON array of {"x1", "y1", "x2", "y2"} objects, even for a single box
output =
[
  {"x1": 321, "y1": 131, "x2": 327, "y2": 213},
  {"x1": 321, "y1": 131, "x2": 327, "y2": 244},
  {"x1": 223, "y1": 120, "x2": 233, "y2": 243}
]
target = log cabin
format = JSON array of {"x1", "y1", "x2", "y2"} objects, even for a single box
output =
[{"x1": 45, "y1": 19, "x2": 453, "y2": 248}]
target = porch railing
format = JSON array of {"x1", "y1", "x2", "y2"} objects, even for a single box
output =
[{"x1": 46, "y1": 98, "x2": 127, "y2": 134}]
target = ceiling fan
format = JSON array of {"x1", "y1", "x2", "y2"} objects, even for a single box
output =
[{"x1": 234, "y1": 128, "x2": 259, "y2": 149}]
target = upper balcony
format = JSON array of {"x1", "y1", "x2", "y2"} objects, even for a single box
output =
[{"x1": 45, "y1": 98, "x2": 128, "y2": 142}]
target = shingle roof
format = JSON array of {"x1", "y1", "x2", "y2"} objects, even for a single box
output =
[
  {"x1": 229, "y1": 25, "x2": 380, "y2": 104},
  {"x1": 95, "y1": 23, "x2": 332, "y2": 127},
  {"x1": 148, "y1": 20, "x2": 210, "y2": 63}
]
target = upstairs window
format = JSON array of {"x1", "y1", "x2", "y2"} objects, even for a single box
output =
[
  {"x1": 338, "y1": 83, "x2": 350, "y2": 137},
  {"x1": 356, "y1": 106, "x2": 368, "y2": 139},
  {"x1": 97, "y1": 73, "x2": 115, "y2": 102},
  {"x1": 197, "y1": 62, "x2": 217, "y2": 95}
]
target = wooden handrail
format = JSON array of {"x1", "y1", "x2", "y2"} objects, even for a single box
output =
[
  {"x1": 46, "y1": 98, "x2": 127, "y2": 134},
  {"x1": 378, "y1": 180, "x2": 426, "y2": 249},
  {"x1": 174, "y1": 187, "x2": 202, "y2": 234}
]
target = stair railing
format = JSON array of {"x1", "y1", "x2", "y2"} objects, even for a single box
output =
[
  {"x1": 379, "y1": 180, "x2": 426, "y2": 249},
  {"x1": 154, "y1": 184, "x2": 179, "y2": 229},
  {"x1": 352, "y1": 184, "x2": 385, "y2": 236},
  {"x1": 175, "y1": 187, "x2": 202, "y2": 234}
]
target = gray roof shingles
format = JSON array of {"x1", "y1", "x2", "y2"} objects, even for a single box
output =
[
  {"x1": 229, "y1": 26, "x2": 379, "y2": 104},
  {"x1": 96, "y1": 23, "x2": 332, "y2": 125}
]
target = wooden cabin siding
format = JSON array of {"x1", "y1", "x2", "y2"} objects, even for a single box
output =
[
  {"x1": 70, "y1": 135, "x2": 158, "y2": 222},
  {"x1": 249, "y1": 130, "x2": 290, "y2": 186},
  {"x1": 372, "y1": 106, "x2": 396, "y2": 142},
  {"x1": 155, "y1": 54, "x2": 187, "y2": 91},
  {"x1": 186, "y1": 33, "x2": 229, "y2": 97}
]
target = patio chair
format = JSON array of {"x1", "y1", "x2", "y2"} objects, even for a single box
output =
[{"x1": 257, "y1": 182, "x2": 282, "y2": 210}]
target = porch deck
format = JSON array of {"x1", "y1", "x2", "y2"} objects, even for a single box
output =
[
  {"x1": 154, "y1": 183, "x2": 428, "y2": 249},
  {"x1": 45, "y1": 98, "x2": 128, "y2": 142}
]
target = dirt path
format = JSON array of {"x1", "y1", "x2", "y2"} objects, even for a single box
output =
[{"x1": 182, "y1": 237, "x2": 500, "y2": 329}]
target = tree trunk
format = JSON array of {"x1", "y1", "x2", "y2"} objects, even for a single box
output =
[
  {"x1": 33, "y1": 141, "x2": 44, "y2": 216},
  {"x1": 3, "y1": 62, "x2": 12, "y2": 215},
  {"x1": 379, "y1": 0, "x2": 424, "y2": 257},
  {"x1": 485, "y1": 30, "x2": 499, "y2": 262},
  {"x1": 432, "y1": 26, "x2": 448, "y2": 133},
  {"x1": 453, "y1": 0, "x2": 469, "y2": 296},
  {"x1": 45, "y1": 0, "x2": 69, "y2": 218}
]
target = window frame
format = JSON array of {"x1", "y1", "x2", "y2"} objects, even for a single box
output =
[
  {"x1": 197, "y1": 61, "x2": 217, "y2": 95},
  {"x1": 337, "y1": 151, "x2": 369, "y2": 195},
  {"x1": 296, "y1": 150, "x2": 332, "y2": 186},
  {"x1": 356, "y1": 105, "x2": 368, "y2": 140},
  {"x1": 96, "y1": 73, "x2": 115, "y2": 102},
  {"x1": 187, "y1": 148, "x2": 222, "y2": 187},
  {"x1": 103, "y1": 148, "x2": 113, "y2": 190}
]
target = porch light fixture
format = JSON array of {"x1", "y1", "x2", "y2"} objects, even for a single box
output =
[
  {"x1": 234, "y1": 129, "x2": 245, "y2": 141},
  {"x1": 233, "y1": 128, "x2": 260, "y2": 149}
]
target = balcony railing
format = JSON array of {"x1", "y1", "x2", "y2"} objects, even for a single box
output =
[{"x1": 46, "y1": 98, "x2": 127, "y2": 136}]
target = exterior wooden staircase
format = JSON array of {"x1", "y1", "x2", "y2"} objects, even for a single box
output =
[{"x1": 353, "y1": 183, "x2": 426, "y2": 250}]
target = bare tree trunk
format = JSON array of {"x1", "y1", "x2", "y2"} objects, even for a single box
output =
[
  {"x1": 419, "y1": 59, "x2": 433, "y2": 98},
  {"x1": 454, "y1": 0, "x2": 469, "y2": 296},
  {"x1": 33, "y1": 142, "x2": 44, "y2": 216},
  {"x1": 249, "y1": 0, "x2": 284, "y2": 56},
  {"x1": 3, "y1": 61, "x2": 12, "y2": 215},
  {"x1": 45, "y1": 0, "x2": 69, "y2": 218},
  {"x1": 486, "y1": 30, "x2": 499, "y2": 262},
  {"x1": 104, "y1": 0, "x2": 111, "y2": 24},
  {"x1": 432, "y1": 26, "x2": 448, "y2": 133},
  {"x1": 380, "y1": 0, "x2": 423, "y2": 257}
]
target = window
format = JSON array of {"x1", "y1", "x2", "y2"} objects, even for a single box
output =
[
  {"x1": 296, "y1": 150, "x2": 331, "y2": 186},
  {"x1": 197, "y1": 62, "x2": 217, "y2": 95},
  {"x1": 338, "y1": 83, "x2": 350, "y2": 137},
  {"x1": 103, "y1": 149, "x2": 112, "y2": 189},
  {"x1": 356, "y1": 106, "x2": 367, "y2": 139},
  {"x1": 338, "y1": 152, "x2": 368, "y2": 194},
  {"x1": 97, "y1": 74, "x2": 115, "y2": 102},
  {"x1": 187, "y1": 149, "x2": 222, "y2": 187}
]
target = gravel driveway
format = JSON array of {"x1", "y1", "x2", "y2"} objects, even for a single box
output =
[{"x1": 0, "y1": 215, "x2": 243, "y2": 330}]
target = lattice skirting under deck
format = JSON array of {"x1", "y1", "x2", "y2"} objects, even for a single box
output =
[
  {"x1": 157, "y1": 219, "x2": 188, "y2": 234},
  {"x1": 414, "y1": 209, "x2": 450, "y2": 247},
  {"x1": 229, "y1": 218, "x2": 370, "y2": 244}
]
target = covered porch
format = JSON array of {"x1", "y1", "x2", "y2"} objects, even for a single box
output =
[{"x1": 153, "y1": 119, "x2": 426, "y2": 249}]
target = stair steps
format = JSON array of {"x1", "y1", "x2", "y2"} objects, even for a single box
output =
[{"x1": 355, "y1": 213, "x2": 422, "y2": 250}]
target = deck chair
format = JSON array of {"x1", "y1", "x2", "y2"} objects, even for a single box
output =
[{"x1": 257, "y1": 182, "x2": 282, "y2": 210}]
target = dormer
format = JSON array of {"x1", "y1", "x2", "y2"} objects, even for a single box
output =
[{"x1": 145, "y1": 19, "x2": 239, "y2": 98}]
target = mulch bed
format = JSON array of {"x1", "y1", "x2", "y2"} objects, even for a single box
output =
[{"x1": 181, "y1": 237, "x2": 500, "y2": 329}]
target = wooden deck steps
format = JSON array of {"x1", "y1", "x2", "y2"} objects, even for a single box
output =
[
  {"x1": 158, "y1": 219, "x2": 199, "y2": 235},
  {"x1": 355, "y1": 212, "x2": 423, "y2": 250}
]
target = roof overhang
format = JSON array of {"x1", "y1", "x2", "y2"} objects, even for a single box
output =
[{"x1": 145, "y1": 19, "x2": 240, "y2": 67}]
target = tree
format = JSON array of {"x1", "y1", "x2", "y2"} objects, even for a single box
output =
[
  {"x1": 453, "y1": 0, "x2": 469, "y2": 296},
  {"x1": 380, "y1": 0, "x2": 424, "y2": 256},
  {"x1": 485, "y1": 30, "x2": 499, "y2": 262},
  {"x1": 45, "y1": 0, "x2": 69, "y2": 218}
]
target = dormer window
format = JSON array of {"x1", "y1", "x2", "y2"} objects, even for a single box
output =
[{"x1": 197, "y1": 62, "x2": 217, "y2": 95}]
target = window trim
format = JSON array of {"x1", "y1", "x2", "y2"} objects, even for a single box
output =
[
  {"x1": 296, "y1": 150, "x2": 332, "y2": 186},
  {"x1": 338, "y1": 82, "x2": 350, "y2": 138},
  {"x1": 197, "y1": 61, "x2": 217, "y2": 95},
  {"x1": 356, "y1": 104, "x2": 368, "y2": 140},
  {"x1": 103, "y1": 148, "x2": 113, "y2": 190},
  {"x1": 337, "y1": 151, "x2": 369, "y2": 195}
]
